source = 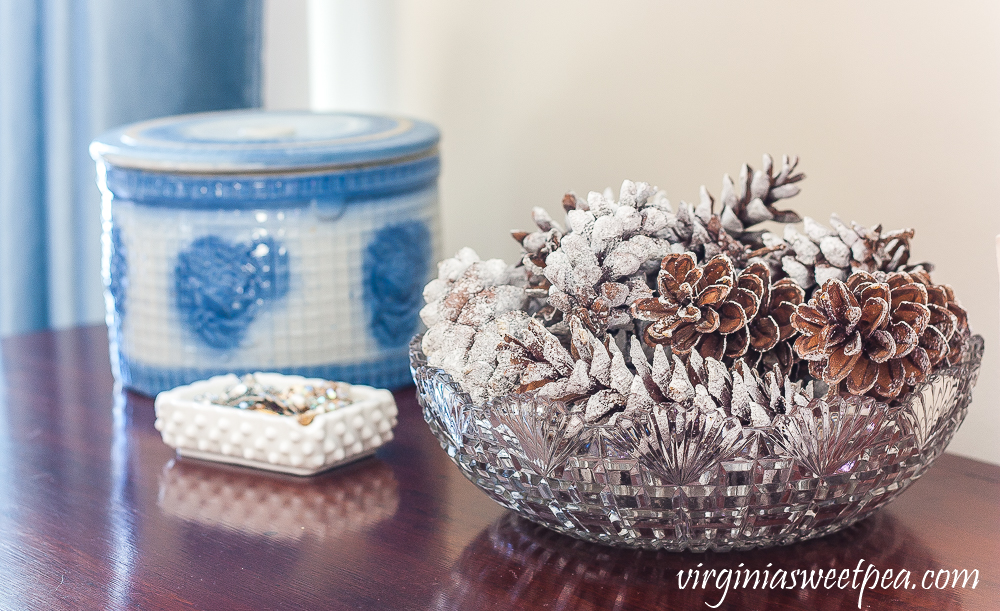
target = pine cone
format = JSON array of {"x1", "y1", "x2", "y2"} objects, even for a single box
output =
[
  {"x1": 512, "y1": 207, "x2": 563, "y2": 271},
  {"x1": 716, "y1": 154, "x2": 804, "y2": 240},
  {"x1": 512, "y1": 185, "x2": 664, "y2": 337},
  {"x1": 745, "y1": 275, "x2": 806, "y2": 374},
  {"x1": 791, "y1": 275, "x2": 936, "y2": 399},
  {"x1": 419, "y1": 249, "x2": 534, "y2": 403},
  {"x1": 575, "y1": 335, "x2": 815, "y2": 428},
  {"x1": 888, "y1": 269, "x2": 969, "y2": 367},
  {"x1": 501, "y1": 315, "x2": 576, "y2": 394},
  {"x1": 770, "y1": 216, "x2": 929, "y2": 291},
  {"x1": 667, "y1": 154, "x2": 805, "y2": 266},
  {"x1": 631, "y1": 253, "x2": 765, "y2": 360},
  {"x1": 678, "y1": 348, "x2": 815, "y2": 426}
]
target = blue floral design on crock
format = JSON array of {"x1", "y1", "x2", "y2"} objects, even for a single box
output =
[
  {"x1": 175, "y1": 235, "x2": 289, "y2": 350},
  {"x1": 364, "y1": 221, "x2": 431, "y2": 347},
  {"x1": 108, "y1": 226, "x2": 128, "y2": 317}
]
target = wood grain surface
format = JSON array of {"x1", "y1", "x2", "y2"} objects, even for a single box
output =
[{"x1": 0, "y1": 326, "x2": 996, "y2": 610}]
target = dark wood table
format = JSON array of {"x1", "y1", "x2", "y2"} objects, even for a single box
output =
[{"x1": 0, "y1": 326, "x2": 997, "y2": 610}]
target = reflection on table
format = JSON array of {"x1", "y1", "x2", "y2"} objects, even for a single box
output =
[
  {"x1": 434, "y1": 510, "x2": 958, "y2": 611},
  {"x1": 158, "y1": 456, "x2": 399, "y2": 541}
]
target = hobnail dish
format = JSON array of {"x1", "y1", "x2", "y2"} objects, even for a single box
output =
[
  {"x1": 410, "y1": 334, "x2": 982, "y2": 551},
  {"x1": 155, "y1": 373, "x2": 398, "y2": 476}
]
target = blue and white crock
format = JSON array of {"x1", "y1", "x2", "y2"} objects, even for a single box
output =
[{"x1": 90, "y1": 111, "x2": 440, "y2": 396}]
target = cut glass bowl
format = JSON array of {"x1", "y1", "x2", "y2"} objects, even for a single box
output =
[{"x1": 410, "y1": 334, "x2": 983, "y2": 552}]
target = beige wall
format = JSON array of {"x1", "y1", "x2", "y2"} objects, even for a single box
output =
[{"x1": 269, "y1": 1, "x2": 1000, "y2": 464}]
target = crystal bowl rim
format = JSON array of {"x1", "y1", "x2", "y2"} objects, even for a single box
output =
[{"x1": 409, "y1": 332, "x2": 984, "y2": 438}]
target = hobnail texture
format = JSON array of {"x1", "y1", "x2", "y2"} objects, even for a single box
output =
[
  {"x1": 155, "y1": 373, "x2": 398, "y2": 476},
  {"x1": 410, "y1": 335, "x2": 982, "y2": 551}
]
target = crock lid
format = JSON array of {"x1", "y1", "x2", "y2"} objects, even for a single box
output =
[{"x1": 90, "y1": 110, "x2": 439, "y2": 173}]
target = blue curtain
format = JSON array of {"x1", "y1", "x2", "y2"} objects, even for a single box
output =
[{"x1": 0, "y1": 0, "x2": 262, "y2": 336}]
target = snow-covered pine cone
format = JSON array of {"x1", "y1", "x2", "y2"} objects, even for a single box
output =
[
  {"x1": 577, "y1": 334, "x2": 815, "y2": 428},
  {"x1": 764, "y1": 215, "x2": 928, "y2": 292},
  {"x1": 713, "y1": 153, "x2": 804, "y2": 242},
  {"x1": 510, "y1": 154, "x2": 806, "y2": 341},
  {"x1": 661, "y1": 154, "x2": 805, "y2": 269},
  {"x1": 512, "y1": 181, "x2": 668, "y2": 337},
  {"x1": 420, "y1": 248, "x2": 531, "y2": 403}
]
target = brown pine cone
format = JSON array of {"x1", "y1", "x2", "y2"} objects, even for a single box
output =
[
  {"x1": 631, "y1": 253, "x2": 764, "y2": 360},
  {"x1": 891, "y1": 269, "x2": 969, "y2": 366},
  {"x1": 745, "y1": 272, "x2": 806, "y2": 374},
  {"x1": 791, "y1": 274, "x2": 934, "y2": 399}
]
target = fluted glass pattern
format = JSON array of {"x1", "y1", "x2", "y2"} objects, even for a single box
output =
[{"x1": 410, "y1": 335, "x2": 982, "y2": 551}]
